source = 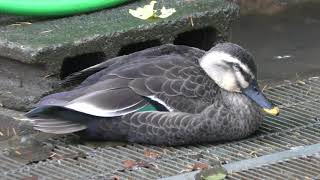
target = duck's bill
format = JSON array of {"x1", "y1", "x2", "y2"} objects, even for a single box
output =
[{"x1": 242, "y1": 80, "x2": 280, "y2": 116}]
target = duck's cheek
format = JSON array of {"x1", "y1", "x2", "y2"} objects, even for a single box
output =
[
  {"x1": 235, "y1": 71, "x2": 249, "y2": 89},
  {"x1": 220, "y1": 73, "x2": 241, "y2": 92}
]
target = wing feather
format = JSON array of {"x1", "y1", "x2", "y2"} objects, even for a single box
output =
[{"x1": 65, "y1": 88, "x2": 147, "y2": 117}]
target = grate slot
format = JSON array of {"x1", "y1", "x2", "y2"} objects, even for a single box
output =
[
  {"x1": 296, "y1": 130, "x2": 319, "y2": 143},
  {"x1": 0, "y1": 155, "x2": 24, "y2": 173},
  {"x1": 307, "y1": 80, "x2": 320, "y2": 89},
  {"x1": 271, "y1": 163, "x2": 308, "y2": 178},
  {"x1": 239, "y1": 141, "x2": 274, "y2": 156},
  {"x1": 257, "y1": 124, "x2": 273, "y2": 132},
  {"x1": 5, "y1": 174, "x2": 20, "y2": 180},
  {"x1": 233, "y1": 171, "x2": 263, "y2": 179},
  {"x1": 261, "y1": 168, "x2": 291, "y2": 179},
  {"x1": 80, "y1": 156, "x2": 120, "y2": 173},
  {"x1": 204, "y1": 148, "x2": 242, "y2": 162},
  {"x1": 255, "y1": 137, "x2": 291, "y2": 150},
  {"x1": 271, "y1": 88, "x2": 308, "y2": 103},
  {"x1": 285, "y1": 160, "x2": 320, "y2": 176},
  {"x1": 33, "y1": 164, "x2": 63, "y2": 179},
  {"x1": 294, "y1": 158, "x2": 319, "y2": 170},
  {"x1": 227, "y1": 172, "x2": 251, "y2": 179},
  {"x1": 290, "y1": 82, "x2": 317, "y2": 92},
  {"x1": 252, "y1": 168, "x2": 287, "y2": 179},
  {"x1": 268, "y1": 135, "x2": 305, "y2": 147},
  {"x1": 263, "y1": 116, "x2": 297, "y2": 130},
  {"x1": 277, "y1": 86, "x2": 315, "y2": 102},
  {"x1": 265, "y1": 91, "x2": 292, "y2": 105},
  {"x1": 281, "y1": 108, "x2": 315, "y2": 122},
  {"x1": 282, "y1": 107, "x2": 316, "y2": 120},
  {"x1": 227, "y1": 153, "x2": 320, "y2": 179},
  {"x1": 66, "y1": 158, "x2": 99, "y2": 174}
]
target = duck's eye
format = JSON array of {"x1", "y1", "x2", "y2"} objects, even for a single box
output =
[{"x1": 233, "y1": 64, "x2": 240, "y2": 71}]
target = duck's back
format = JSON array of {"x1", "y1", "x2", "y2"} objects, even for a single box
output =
[
  {"x1": 35, "y1": 44, "x2": 218, "y2": 114},
  {"x1": 63, "y1": 44, "x2": 205, "y2": 87}
]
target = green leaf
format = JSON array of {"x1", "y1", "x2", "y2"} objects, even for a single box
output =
[
  {"x1": 203, "y1": 172, "x2": 227, "y2": 180},
  {"x1": 129, "y1": 1, "x2": 176, "y2": 20},
  {"x1": 129, "y1": 1, "x2": 157, "y2": 20},
  {"x1": 158, "y1": 6, "x2": 176, "y2": 18}
]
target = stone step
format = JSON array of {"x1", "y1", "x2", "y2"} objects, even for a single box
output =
[{"x1": 0, "y1": 0, "x2": 238, "y2": 76}]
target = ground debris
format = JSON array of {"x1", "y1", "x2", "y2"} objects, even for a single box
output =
[
  {"x1": 123, "y1": 159, "x2": 136, "y2": 169},
  {"x1": 21, "y1": 175, "x2": 38, "y2": 180},
  {"x1": 8, "y1": 22, "x2": 32, "y2": 26},
  {"x1": 195, "y1": 165, "x2": 227, "y2": 180},
  {"x1": 110, "y1": 175, "x2": 120, "y2": 180},
  {"x1": 297, "y1": 80, "x2": 306, "y2": 85},
  {"x1": 144, "y1": 148, "x2": 161, "y2": 159},
  {"x1": 121, "y1": 159, "x2": 158, "y2": 172},
  {"x1": 180, "y1": 162, "x2": 209, "y2": 173},
  {"x1": 192, "y1": 162, "x2": 209, "y2": 171},
  {"x1": 40, "y1": 30, "x2": 53, "y2": 34}
]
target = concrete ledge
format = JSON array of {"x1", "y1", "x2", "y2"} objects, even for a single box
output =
[
  {"x1": 0, "y1": 0, "x2": 239, "y2": 77},
  {"x1": 0, "y1": 57, "x2": 57, "y2": 111}
]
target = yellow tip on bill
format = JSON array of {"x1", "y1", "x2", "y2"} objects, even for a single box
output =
[{"x1": 263, "y1": 106, "x2": 280, "y2": 116}]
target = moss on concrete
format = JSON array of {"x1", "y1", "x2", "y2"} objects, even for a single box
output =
[{"x1": 0, "y1": 0, "x2": 239, "y2": 74}]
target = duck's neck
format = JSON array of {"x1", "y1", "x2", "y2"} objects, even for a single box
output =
[
  {"x1": 221, "y1": 89, "x2": 263, "y2": 129},
  {"x1": 217, "y1": 89, "x2": 261, "y2": 114}
]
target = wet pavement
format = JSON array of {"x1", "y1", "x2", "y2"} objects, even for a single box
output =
[{"x1": 232, "y1": 0, "x2": 320, "y2": 84}]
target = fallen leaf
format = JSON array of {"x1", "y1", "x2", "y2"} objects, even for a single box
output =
[
  {"x1": 192, "y1": 162, "x2": 209, "y2": 171},
  {"x1": 49, "y1": 152, "x2": 64, "y2": 160},
  {"x1": 15, "y1": 150, "x2": 22, "y2": 155},
  {"x1": 129, "y1": 1, "x2": 157, "y2": 20},
  {"x1": 123, "y1": 159, "x2": 136, "y2": 169},
  {"x1": 129, "y1": 1, "x2": 176, "y2": 20},
  {"x1": 249, "y1": 150, "x2": 258, "y2": 157},
  {"x1": 17, "y1": 22, "x2": 32, "y2": 25},
  {"x1": 144, "y1": 149, "x2": 161, "y2": 159},
  {"x1": 204, "y1": 172, "x2": 226, "y2": 180},
  {"x1": 158, "y1": 6, "x2": 176, "y2": 18},
  {"x1": 195, "y1": 167, "x2": 228, "y2": 180},
  {"x1": 12, "y1": 128, "x2": 17, "y2": 136},
  {"x1": 189, "y1": 16, "x2": 194, "y2": 26},
  {"x1": 111, "y1": 175, "x2": 120, "y2": 180},
  {"x1": 136, "y1": 161, "x2": 157, "y2": 169},
  {"x1": 40, "y1": 30, "x2": 53, "y2": 34}
]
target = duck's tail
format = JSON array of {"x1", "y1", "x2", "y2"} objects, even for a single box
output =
[
  {"x1": 25, "y1": 106, "x2": 93, "y2": 134},
  {"x1": 24, "y1": 105, "x2": 126, "y2": 141}
]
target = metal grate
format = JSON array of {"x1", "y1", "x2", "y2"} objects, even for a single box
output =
[
  {"x1": 1, "y1": 77, "x2": 320, "y2": 179},
  {"x1": 227, "y1": 153, "x2": 320, "y2": 180}
]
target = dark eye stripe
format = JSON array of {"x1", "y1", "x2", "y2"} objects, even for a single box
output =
[
  {"x1": 224, "y1": 61, "x2": 252, "y2": 82},
  {"x1": 238, "y1": 67, "x2": 251, "y2": 82}
]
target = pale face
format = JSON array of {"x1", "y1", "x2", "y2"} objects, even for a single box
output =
[
  {"x1": 199, "y1": 46, "x2": 279, "y2": 116},
  {"x1": 199, "y1": 51, "x2": 254, "y2": 92}
]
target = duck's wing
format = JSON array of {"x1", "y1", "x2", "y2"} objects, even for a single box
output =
[
  {"x1": 26, "y1": 77, "x2": 150, "y2": 133},
  {"x1": 118, "y1": 56, "x2": 218, "y2": 113},
  {"x1": 61, "y1": 44, "x2": 204, "y2": 87},
  {"x1": 26, "y1": 45, "x2": 218, "y2": 134},
  {"x1": 31, "y1": 52, "x2": 217, "y2": 118},
  {"x1": 29, "y1": 76, "x2": 149, "y2": 117}
]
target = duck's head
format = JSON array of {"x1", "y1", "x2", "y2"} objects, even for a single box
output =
[{"x1": 200, "y1": 42, "x2": 279, "y2": 116}]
